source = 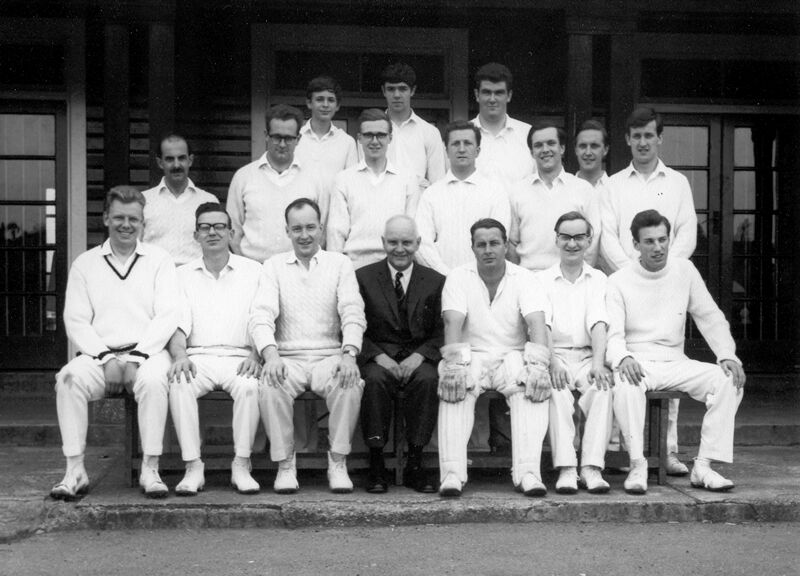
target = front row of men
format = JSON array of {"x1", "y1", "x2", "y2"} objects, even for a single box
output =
[{"x1": 51, "y1": 187, "x2": 744, "y2": 501}]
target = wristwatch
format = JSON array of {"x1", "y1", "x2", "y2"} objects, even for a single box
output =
[{"x1": 343, "y1": 347, "x2": 357, "y2": 359}]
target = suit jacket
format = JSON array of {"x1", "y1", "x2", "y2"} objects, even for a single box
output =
[{"x1": 356, "y1": 258, "x2": 445, "y2": 366}]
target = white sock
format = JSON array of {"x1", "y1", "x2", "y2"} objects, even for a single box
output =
[
  {"x1": 694, "y1": 456, "x2": 711, "y2": 470},
  {"x1": 65, "y1": 454, "x2": 85, "y2": 474},
  {"x1": 233, "y1": 456, "x2": 250, "y2": 467},
  {"x1": 143, "y1": 455, "x2": 160, "y2": 470},
  {"x1": 185, "y1": 458, "x2": 202, "y2": 471}
]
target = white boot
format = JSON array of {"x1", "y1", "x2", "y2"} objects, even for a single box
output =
[
  {"x1": 175, "y1": 460, "x2": 205, "y2": 496},
  {"x1": 231, "y1": 457, "x2": 260, "y2": 494},
  {"x1": 327, "y1": 451, "x2": 353, "y2": 494},
  {"x1": 274, "y1": 453, "x2": 298, "y2": 494}
]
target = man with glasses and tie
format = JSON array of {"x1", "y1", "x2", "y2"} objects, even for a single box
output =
[
  {"x1": 227, "y1": 103, "x2": 331, "y2": 264},
  {"x1": 327, "y1": 108, "x2": 418, "y2": 269},
  {"x1": 165, "y1": 202, "x2": 263, "y2": 496}
]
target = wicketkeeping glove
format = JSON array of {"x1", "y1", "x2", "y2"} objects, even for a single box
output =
[{"x1": 438, "y1": 343, "x2": 472, "y2": 403}]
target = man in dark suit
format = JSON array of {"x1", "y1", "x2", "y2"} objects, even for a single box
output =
[{"x1": 356, "y1": 215, "x2": 445, "y2": 493}]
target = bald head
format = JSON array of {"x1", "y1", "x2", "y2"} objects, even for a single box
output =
[{"x1": 382, "y1": 214, "x2": 420, "y2": 271}]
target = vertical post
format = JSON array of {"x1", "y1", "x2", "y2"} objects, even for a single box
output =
[
  {"x1": 608, "y1": 33, "x2": 637, "y2": 174},
  {"x1": 103, "y1": 24, "x2": 130, "y2": 190},
  {"x1": 148, "y1": 22, "x2": 176, "y2": 185},
  {"x1": 566, "y1": 33, "x2": 593, "y2": 173}
]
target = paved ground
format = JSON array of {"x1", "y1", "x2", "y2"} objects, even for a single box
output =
[{"x1": 2, "y1": 522, "x2": 798, "y2": 576}]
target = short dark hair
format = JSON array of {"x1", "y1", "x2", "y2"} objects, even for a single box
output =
[
  {"x1": 474, "y1": 62, "x2": 513, "y2": 92},
  {"x1": 470, "y1": 218, "x2": 507, "y2": 244},
  {"x1": 554, "y1": 211, "x2": 593, "y2": 237},
  {"x1": 443, "y1": 120, "x2": 481, "y2": 147},
  {"x1": 626, "y1": 106, "x2": 663, "y2": 136},
  {"x1": 104, "y1": 185, "x2": 145, "y2": 213},
  {"x1": 630, "y1": 209, "x2": 671, "y2": 242},
  {"x1": 357, "y1": 108, "x2": 392, "y2": 133},
  {"x1": 306, "y1": 76, "x2": 342, "y2": 102},
  {"x1": 527, "y1": 120, "x2": 567, "y2": 150},
  {"x1": 159, "y1": 134, "x2": 191, "y2": 157},
  {"x1": 381, "y1": 62, "x2": 416, "y2": 88},
  {"x1": 195, "y1": 202, "x2": 231, "y2": 227},
  {"x1": 284, "y1": 197, "x2": 321, "y2": 224},
  {"x1": 575, "y1": 119, "x2": 609, "y2": 147},
  {"x1": 266, "y1": 104, "x2": 304, "y2": 135}
]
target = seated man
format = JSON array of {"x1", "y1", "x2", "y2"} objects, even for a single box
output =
[
  {"x1": 537, "y1": 211, "x2": 613, "y2": 494},
  {"x1": 607, "y1": 209, "x2": 745, "y2": 494},
  {"x1": 438, "y1": 218, "x2": 551, "y2": 497},
  {"x1": 356, "y1": 215, "x2": 444, "y2": 493},
  {"x1": 166, "y1": 203, "x2": 263, "y2": 495},
  {"x1": 51, "y1": 186, "x2": 179, "y2": 500},
  {"x1": 250, "y1": 198, "x2": 366, "y2": 494}
]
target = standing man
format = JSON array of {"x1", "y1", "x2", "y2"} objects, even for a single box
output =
[
  {"x1": 601, "y1": 107, "x2": 698, "y2": 475},
  {"x1": 538, "y1": 211, "x2": 614, "y2": 495},
  {"x1": 575, "y1": 120, "x2": 610, "y2": 189},
  {"x1": 437, "y1": 218, "x2": 552, "y2": 497},
  {"x1": 357, "y1": 215, "x2": 444, "y2": 494},
  {"x1": 227, "y1": 104, "x2": 330, "y2": 263},
  {"x1": 471, "y1": 63, "x2": 534, "y2": 186},
  {"x1": 509, "y1": 121, "x2": 600, "y2": 271},
  {"x1": 142, "y1": 134, "x2": 219, "y2": 266},
  {"x1": 380, "y1": 62, "x2": 446, "y2": 191},
  {"x1": 166, "y1": 203, "x2": 262, "y2": 496},
  {"x1": 607, "y1": 210, "x2": 744, "y2": 494},
  {"x1": 295, "y1": 76, "x2": 358, "y2": 186},
  {"x1": 51, "y1": 186, "x2": 179, "y2": 500},
  {"x1": 327, "y1": 109, "x2": 417, "y2": 269},
  {"x1": 250, "y1": 198, "x2": 366, "y2": 494},
  {"x1": 416, "y1": 120, "x2": 510, "y2": 276}
]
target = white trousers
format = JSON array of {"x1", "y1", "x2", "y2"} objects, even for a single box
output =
[
  {"x1": 55, "y1": 351, "x2": 171, "y2": 457},
  {"x1": 548, "y1": 348, "x2": 613, "y2": 469},
  {"x1": 259, "y1": 354, "x2": 364, "y2": 462},
  {"x1": 438, "y1": 351, "x2": 549, "y2": 486},
  {"x1": 613, "y1": 358, "x2": 743, "y2": 464},
  {"x1": 168, "y1": 355, "x2": 260, "y2": 461}
]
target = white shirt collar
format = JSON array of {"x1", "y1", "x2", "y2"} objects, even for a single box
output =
[
  {"x1": 258, "y1": 153, "x2": 302, "y2": 174},
  {"x1": 157, "y1": 177, "x2": 197, "y2": 195},
  {"x1": 101, "y1": 238, "x2": 148, "y2": 257}
]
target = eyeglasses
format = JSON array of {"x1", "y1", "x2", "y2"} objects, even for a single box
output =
[
  {"x1": 267, "y1": 134, "x2": 299, "y2": 145},
  {"x1": 360, "y1": 132, "x2": 390, "y2": 141},
  {"x1": 196, "y1": 223, "x2": 229, "y2": 234},
  {"x1": 556, "y1": 233, "x2": 590, "y2": 243}
]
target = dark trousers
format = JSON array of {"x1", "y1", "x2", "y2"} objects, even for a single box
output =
[{"x1": 360, "y1": 360, "x2": 439, "y2": 450}]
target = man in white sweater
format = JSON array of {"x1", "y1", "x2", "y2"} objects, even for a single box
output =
[
  {"x1": 508, "y1": 121, "x2": 600, "y2": 271},
  {"x1": 601, "y1": 107, "x2": 699, "y2": 476},
  {"x1": 250, "y1": 198, "x2": 366, "y2": 494},
  {"x1": 51, "y1": 186, "x2": 179, "y2": 500},
  {"x1": 606, "y1": 209, "x2": 745, "y2": 494},
  {"x1": 327, "y1": 108, "x2": 417, "y2": 269},
  {"x1": 438, "y1": 218, "x2": 552, "y2": 497},
  {"x1": 227, "y1": 104, "x2": 330, "y2": 263},
  {"x1": 416, "y1": 120, "x2": 510, "y2": 276}
]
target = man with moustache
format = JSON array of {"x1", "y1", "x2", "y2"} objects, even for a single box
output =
[
  {"x1": 51, "y1": 186, "x2": 179, "y2": 500},
  {"x1": 437, "y1": 218, "x2": 551, "y2": 497},
  {"x1": 143, "y1": 134, "x2": 219, "y2": 266},
  {"x1": 356, "y1": 215, "x2": 444, "y2": 493},
  {"x1": 508, "y1": 121, "x2": 600, "y2": 271}
]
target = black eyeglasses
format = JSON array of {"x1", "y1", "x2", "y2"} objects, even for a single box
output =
[
  {"x1": 267, "y1": 134, "x2": 299, "y2": 145},
  {"x1": 360, "y1": 132, "x2": 390, "y2": 141},
  {"x1": 556, "y1": 233, "x2": 591, "y2": 243},
  {"x1": 196, "y1": 223, "x2": 229, "y2": 234}
]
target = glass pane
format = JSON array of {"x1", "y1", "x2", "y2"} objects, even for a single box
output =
[
  {"x1": 0, "y1": 160, "x2": 56, "y2": 201},
  {"x1": 695, "y1": 213, "x2": 709, "y2": 253},
  {"x1": 734, "y1": 127, "x2": 754, "y2": 167},
  {"x1": 661, "y1": 126, "x2": 708, "y2": 166},
  {"x1": 1, "y1": 205, "x2": 55, "y2": 247},
  {"x1": 690, "y1": 255, "x2": 708, "y2": 281},
  {"x1": 0, "y1": 114, "x2": 55, "y2": 156},
  {"x1": 5, "y1": 295, "x2": 24, "y2": 335},
  {"x1": 734, "y1": 171, "x2": 756, "y2": 210},
  {"x1": 733, "y1": 257, "x2": 760, "y2": 298},
  {"x1": 677, "y1": 169, "x2": 708, "y2": 210},
  {"x1": 732, "y1": 215, "x2": 755, "y2": 253},
  {"x1": 731, "y1": 300, "x2": 759, "y2": 341}
]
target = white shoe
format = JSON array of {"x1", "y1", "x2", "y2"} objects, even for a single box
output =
[
  {"x1": 274, "y1": 453, "x2": 299, "y2": 494},
  {"x1": 139, "y1": 466, "x2": 169, "y2": 498},
  {"x1": 520, "y1": 472, "x2": 547, "y2": 497},
  {"x1": 231, "y1": 458, "x2": 260, "y2": 494},
  {"x1": 624, "y1": 460, "x2": 648, "y2": 494},
  {"x1": 555, "y1": 467, "x2": 578, "y2": 495},
  {"x1": 690, "y1": 465, "x2": 734, "y2": 492},
  {"x1": 327, "y1": 452, "x2": 353, "y2": 494},
  {"x1": 580, "y1": 465, "x2": 610, "y2": 494},
  {"x1": 175, "y1": 460, "x2": 205, "y2": 496},
  {"x1": 50, "y1": 467, "x2": 90, "y2": 501},
  {"x1": 439, "y1": 472, "x2": 463, "y2": 497},
  {"x1": 666, "y1": 453, "x2": 690, "y2": 476}
]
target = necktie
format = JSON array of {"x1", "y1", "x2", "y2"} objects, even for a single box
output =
[{"x1": 394, "y1": 271, "x2": 405, "y2": 301}]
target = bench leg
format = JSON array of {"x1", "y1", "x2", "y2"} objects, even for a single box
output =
[
  {"x1": 394, "y1": 391, "x2": 406, "y2": 486},
  {"x1": 125, "y1": 396, "x2": 138, "y2": 488}
]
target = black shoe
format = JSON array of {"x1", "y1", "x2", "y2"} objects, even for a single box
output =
[
  {"x1": 403, "y1": 466, "x2": 437, "y2": 493},
  {"x1": 365, "y1": 470, "x2": 388, "y2": 494}
]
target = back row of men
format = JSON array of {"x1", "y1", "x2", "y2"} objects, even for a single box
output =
[{"x1": 49, "y1": 62, "x2": 743, "y2": 501}]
